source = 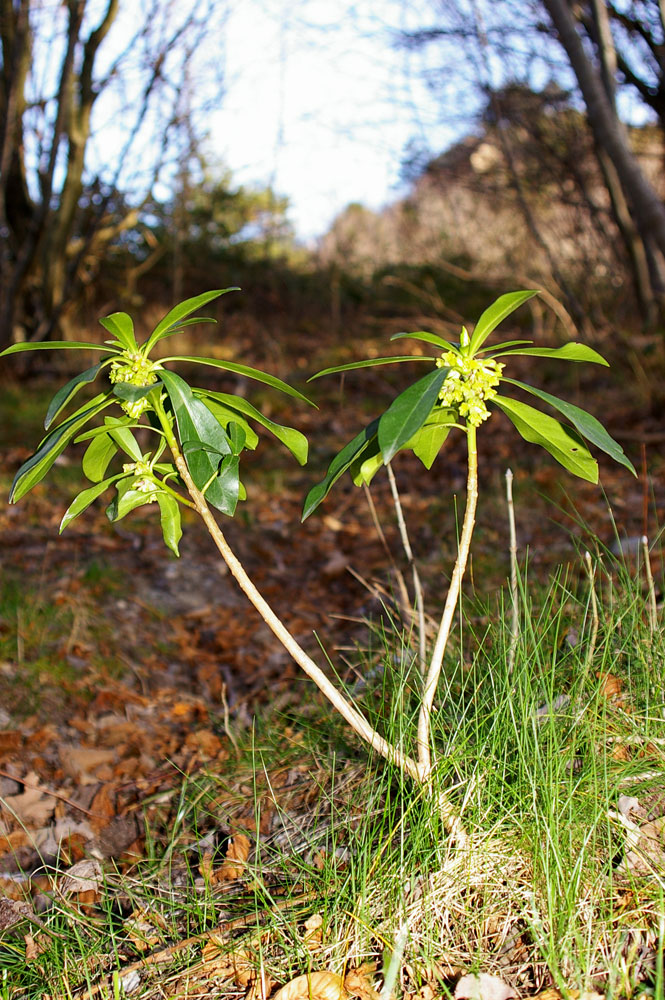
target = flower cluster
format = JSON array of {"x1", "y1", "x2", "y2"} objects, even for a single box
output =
[
  {"x1": 122, "y1": 462, "x2": 159, "y2": 502},
  {"x1": 436, "y1": 351, "x2": 504, "y2": 426},
  {"x1": 109, "y1": 352, "x2": 159, "y2": 417}
]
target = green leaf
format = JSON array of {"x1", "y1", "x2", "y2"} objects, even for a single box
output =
[
  {"x1": 112, "y1": 382, "x2": 156, "y2": 403},
  {"x1": 0, "y1": 340, "x2": 117, "y2": 357},
  {"x1": 302, "y1": 418, "x2": 380, "y2": 520},
  {"x1": 10, "y1": 395, "x2": 112, "y2": 503},
  {"x1": 308, "y1": 356, "x2": 434, "y2": 381},
  {"x1": 197, "y1": 395, "x2": 259, "y2": 450},
  {"x1": 352, "y1": 443, "x2": 384, "y2": 486},
  {"x1": 107, "y1": 425, "x2": 143, "y2": 462},
  {"x1": 75, "y1": 415, "x2": 140, "y2": 443},
  {"x1": 159, "y1": 369, "x2": 237, "y2": 515},
  {"x1": 493, "y1": 343, "x2": 609, "y2": 365},
  {"x1": 82, "y1": 433, "x2": 118, "y2": 482},
  {"x1": 390, "y1": 331, "x2": 458, "y2": 351},
  {"x1": 44, "y1": 363, "x2": 105, "y2": 429},
  {"x1": 468, "y1": 290, "x2": 538, "y2": 354},
  {"x1": 494, "y1": 395, "x2": 598, "y2": 482},
  {"x1": 60, "y1": 474, "x2": 124, "y2": 531},
  {"x1": 477, "y1": 339, "x2": 532, "y2": 354},
  {"x1": 156, "y1": 493, "x2": 182, "y2": 556},
  {"x1": 227, "y1": 421, "x2": 246, "y2": 455},
  {"x1": 106, "y1": 477, "x2": 161, "y2": 521},
  {"x1": 502, "y1": 378, "x2": 636, "y2": 475},
  {"x1": 99, "y1": 313, "x2": 138, "y2": 353},
  {"x1": 162, "y1": 356, "x2": 314, "y2": 405},
  {"x1": 378, "y1": 368, "x2": 449, "y2": 464},
  {"x1": 143, "y1": 289, "x2": 238, "y2": 354},
  {"x1": 196, "y1": 388, "x2": 308, "y2": 464},
  {"x1": 213, "y1": 456, "x2": 241, "y2": 516},
  {"x1": 406, "y1": 409, "x2": 455, "y2": 469}
]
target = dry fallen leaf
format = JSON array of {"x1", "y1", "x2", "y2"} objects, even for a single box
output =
[
  {"x1": 596, "y1": 672, "x2": 622, "y2": 700},
  {"x1": 454, "y1": 973, "x2": 516, "y2": 1000},
  {"x1": 272, "y1": 971, "x2": 348, "y2": 1000},
  {"x1": 218, "y1": 832, "x2": 251, "y2": 882},
  {"x1": 1, "y1": 772, "x2": 56, "y2": 827},
  {"x1": 344, "y1": 964, "x2": 380, "y2": 1000},
  {"x1": 303, "y1": 912, "x2": 324, "y2": 951}
]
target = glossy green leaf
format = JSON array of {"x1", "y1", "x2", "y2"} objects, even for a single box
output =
[
  {"x1": 302, "y1": 418, "x2": 380, "y2": 520},
  {"x1": 112, "y1": 382, "x2": 157, "y2": 403},
  {"x1": 143, "y1": 289, "x2": 237, "y2": 354},
  {"x1": 198, "y1": 396, "x2": 259, "y2": 450},
  {"x1": 477, "y1": 339, "x2": 532, "y2": 355},
  {"x1": 390, "y1": 331, "x2": 458, "y2": 351},
  {"x1": 60, "y1": 474, "x2": 124, "y2": 531},
  {"x1": 99, "y1": 313, "x2": 138, "y2": 352},
  {"x1": 159, "y1": 369, "x2": 237, "y2": 514},
  {"x1": 494, "y1": 395, "x2": 598, "y2": 482},
  {"x1": 212, "y1": 456, "x2": 241, "y2": 516},
  {"x1": 44, "y1": 363, "x2": 105, "y2": 429},
  {"x1": 10, "y1": 395, "x2": 112, "y2": 503},
  {"x1": 227, "y1": 421, "x2": 246, "y2": 455},
  {"x1": 106, "y1": 477, "x2": 161, "y2": 521},
  {"x1": 162, "y1": 356, "x2": 313, "y2": 405},
  {"x1": 196, "y1": 388, "x2": 308, "y2": 464},
  {"x1": 378, "y1": 368, "x2": 449, "y2": 464},
  {"x1": 493, "y1": 343, "x2": 608, "y2": 365},
  {"x1": 0, "y1": 340, "x2": 116, "y2": 357},
  {"x1": 75, "y1": 415, "x2": 140, "y2": 443},
  {"x1": 82, "y1": 433, "x2": 118, "y2": 482},
  {"x1": 503, "y1": 378, "x2": 636, "y2": 474},
  {"x1": 352, "y1": 444, "x2": 383, "y2": 486},
  {"x1": 468, "y1": 290, "x2": 538, "y2": 354},
  {"x1": 309, "y1": 356, "x2": 433, "y2": 381},
  {"x1": 107, "y1": 425, "x2": 143, "y2": 462},
  {"x1": 406, "y1": 409, "x2": 455, "y2": 469},
  {"x1": 156, "y1": 493, "x2": 182, "y2": 556}
]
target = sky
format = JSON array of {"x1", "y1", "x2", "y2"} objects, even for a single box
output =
[{"x1": 207, "y1": 0, "x2": 455, "y2": 241}]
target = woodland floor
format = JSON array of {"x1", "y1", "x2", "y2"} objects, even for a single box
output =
[{"x1": 0, "y1": 314, "x2": 663, "y2": 998}]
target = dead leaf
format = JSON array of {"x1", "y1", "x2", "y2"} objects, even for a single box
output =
[
  {"x1": 124, "y1": 906, "x2": 167, "y2": 951},
  {"x1": 303, "y1": 912, "x2": 323, "y2": 951},
  {"x1": 454, "y1": 973, "x2": 516, "y2": 1000},
  {"x1": 61, "y1": 747, "x2": 117, "y2": 785},
  {"x1": 216, "y1": 832, "x2": 251, "y2": 882},
  {"x1": 0, "y1": 895, "x2": 36, "y2": 932},
  {"x1": 24, "y1": 933, "x2": 39, "y2": 962},
  {"x1": 344, "y1": 964, "x2": 380, "y2": 1000},
  {"x1": 596, "y1": 672, "x2": 622, "y2": 699},
  {"x1": 272, "y1": 971, "x2": 348, "y2": 1000},
  {"x1": 1, "y1": 772, "x2": 56, "y2": 826},
  {"x1": 60, "y1": 859, "x2": 103, "y2": 896}
]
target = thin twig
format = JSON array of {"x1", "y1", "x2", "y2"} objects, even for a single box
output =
[
  {"x1": 417, "y1": 425, "x2": 477, "y2": 846},
  {"x1": 386, "y1": 462, "x2": 427, "y2": 675},
  {"x1": 584, "y1": 551, "x2": 599, "y2": 677},
  {"x1": 505, "y1": 469, "x2": 519, "y2": 674},
  {"x1": 362, "y1": 482, "x2": 411, "y2": 615},
  {"x1": 642, "y1": 535, "x2": 658, "y2": 633},
  {"x1": 0, "y1": 767, "x2": 102, "y2": 819}
]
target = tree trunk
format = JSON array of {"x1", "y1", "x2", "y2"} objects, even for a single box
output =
[{"x1": 544, "y1": 0, "x2": 665, "y2": 322}]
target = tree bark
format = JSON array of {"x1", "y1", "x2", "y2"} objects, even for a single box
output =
[{"x1": 543, "y1": 0, "x2": 665, "y2": 321}]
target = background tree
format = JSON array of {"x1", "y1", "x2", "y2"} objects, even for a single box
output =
[
  {"x1": 0, "y1": 0, "x2": 228, "y2": 351},
  {"x1": 394, "y1": 0, "x2": 665, "y2": 325}
]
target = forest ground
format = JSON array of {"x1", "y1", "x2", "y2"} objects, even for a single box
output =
[{"x1": 0, "y1": 307, "x2": 663, "y2": 999}]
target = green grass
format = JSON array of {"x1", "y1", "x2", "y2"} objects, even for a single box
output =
[{"x1": 3, "y1": 541, "x2": 663, "y2": 999}]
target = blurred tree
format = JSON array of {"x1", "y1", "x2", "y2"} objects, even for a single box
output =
[
  {"x1": 396, "y1": 0, "x2": 665, "y2": 324},
  {"x1": 543, "y1": 0, "x2": 665, "y2": 325},
  {"x1": 131, "y1": 157, "x2": 296, "y2": 296},
  {"x1": 0, "y1": 0, "x2": 228, "y2": 351}
]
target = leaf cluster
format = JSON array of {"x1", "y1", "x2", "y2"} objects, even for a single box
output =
[{"x1": 1, "y1": 289, "x2": 635, "y2": 556}]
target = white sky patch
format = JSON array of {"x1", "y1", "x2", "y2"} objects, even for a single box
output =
[{"x1": 209, "y1": 0, "x2": 453, "y2": 240}]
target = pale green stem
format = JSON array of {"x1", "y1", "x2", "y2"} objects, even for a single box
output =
[
  {"x1": 417, "y1": 424, "x2": 478, "y2": 780},
  {"x1": 154, "y1": 400, "x2": 459, "y2": 817}
]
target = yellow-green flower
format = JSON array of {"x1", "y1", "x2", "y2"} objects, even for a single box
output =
[
  {"x1": 436, "y1": 350, "x2": 504, "y2": 426},
  {"x1": 109, "y1": 352, "x2": 160, "y2": 417}
]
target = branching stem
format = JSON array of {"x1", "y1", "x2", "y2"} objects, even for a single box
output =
[{"x1": 417, "y1": 425, "x2": 478, "y2": 781}]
